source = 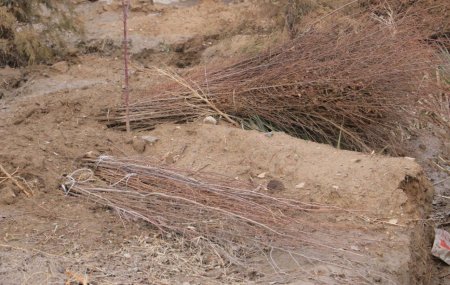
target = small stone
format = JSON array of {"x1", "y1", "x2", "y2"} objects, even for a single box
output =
[
  {"x1": 295, "y1": 182, "x2": 305, "y2": 189},
  {"x1": 203, "y1": 116, "x2": 217, "y2": 125},
  {"x1": 141, "y1": 135, "x2": 159, "y2": 144},
  {"x1": 350, "y1": 245, "x2": 360, "y2": 251},
  {"x1": 387, "y1": 218, "x2": 398, "y2": 225},
  {"x1": 51, "y1": 61, "x2": 69, "y2": 73},
  {"x1": 257, "y1": 172, "x2": 266, "y2": 178},
  {"x1": 264, "y1": 132, "x2": 273, "y2": 138},
  {"x1": 132, "y1": 136, "x2": 146, "y2": 153},
  {"x1": 124, "y1": 253, "x2": 131, "y2": 258},
  {"x1": 352, "y1": 158, "x2": 361, "y2": 163},
  {"x1": 332, "y1": 185, "x2": 339, "y2": 190},
  {"x1": 404, "y1": 156, "x2": 415, "y2": 161},
  {"x1": 267, "y1": 179, "x2": 285, "y2": 193}
]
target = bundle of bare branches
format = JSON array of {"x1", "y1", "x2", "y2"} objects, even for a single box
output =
[
  {"x1": 100, "y1": 8, "x2": 442, "y2": 153},
  {"x1": 66, "y1": 156, "x2": 397, "y2": 283}
]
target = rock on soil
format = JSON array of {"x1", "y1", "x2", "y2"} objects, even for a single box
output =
[
  {"x1": 132, "y1": 136, "x2": 146, "y2": 153},
  {"x1": 141, "y1": 135, "x2": 159, "y2": 144},
  {"x1": 203, "y1": 116, "x2": 217, "y2": 125},
  {"x1": 266, "y1": 179, "x2": 285, "y2": 193}
]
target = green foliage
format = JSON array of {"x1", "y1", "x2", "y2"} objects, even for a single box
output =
[
  {"x1": 0, "y1": 0, "x2": 80, "y2": 67},
  {"x1": 240, "y1": 115, "x2": 280, "y2": 133}
]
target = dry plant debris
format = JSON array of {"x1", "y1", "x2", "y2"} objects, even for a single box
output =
[
  {"x1": 0, "y1": 164, "x2": 33, "y2": 197},
  {"x1": 0, "y1": 0, "x2": 80, "y2": 67},
  {"x1": 66, "y1": 155, "x2": 399, "y2": 284},
  {"x1": 100, "y1": 8, "x2": 444, "y2": 153},
  {"x1": 65, "y1": 269, "x2": 88, "y2": 285}
]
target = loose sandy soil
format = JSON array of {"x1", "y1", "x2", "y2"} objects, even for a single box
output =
[{"x1": 0, "y1": 1, "x2": 449, "y2": 284}]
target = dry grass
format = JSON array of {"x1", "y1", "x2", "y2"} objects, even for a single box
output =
[
  {"x1": 435, "y1": 46, "x2": 450, "y2": 127},
  {"x1": 101, "y1": 8, "x2": 443, "y2": 153},
  {"x1": 0, "y1": 0, "x2": 79, "y2": 67}
]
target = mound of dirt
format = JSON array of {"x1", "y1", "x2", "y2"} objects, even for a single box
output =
[{"x1": 127, "y1": 122, "x2": 433, "y2": 284}]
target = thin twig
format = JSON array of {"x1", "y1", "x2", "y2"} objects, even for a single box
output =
[
  {"x1": 434, "y1": 177, "x2": 450, "y2": 186},
  {"x1": 437, "y1": 195, "x2": 450, "y2": 200},
  {"x1": 0, "y1": 164, "x2": 32, "y2": 197}
]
